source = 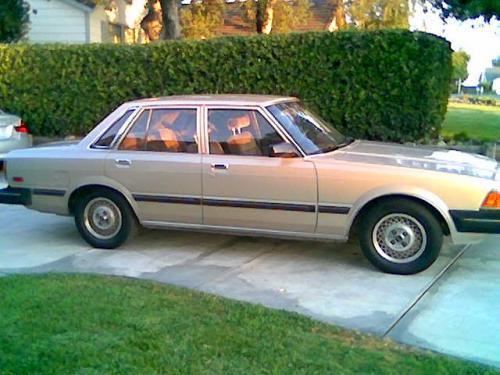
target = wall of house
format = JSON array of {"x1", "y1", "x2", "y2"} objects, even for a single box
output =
[
  {"x1": 89, "y1": 0, "x2": 129, "y2": 43},
  {"x1": 89, "y1": 5, "x2": 108, "y2": 43},
  {"x1": 26, "y1": 0, "x2": 89, "y2": 43}
]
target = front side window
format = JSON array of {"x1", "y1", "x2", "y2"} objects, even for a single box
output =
[
  {"x1": 93, "y1": 109, "x2": 134, "y2": 148},
  {"x1": 120, "y1": 110, "x2": 149, "y2": 150},
  {"x1": 207, "y1": 109, "x2": 285, "y2": 156},
  {"x1": 119, "y1": 108, "x2": 198, "y2": 153},
  {"x1": 267, "y1": 102, "x2": 346, "y2": 155}
]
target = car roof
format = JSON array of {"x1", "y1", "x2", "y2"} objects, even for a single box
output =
[{"x1": 127, "y1": 94, "x2": 297, "y2": 107}]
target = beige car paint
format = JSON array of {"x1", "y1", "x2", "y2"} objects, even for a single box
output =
[{"x1": 4, "y1": 95, "x2": 499, "y2": 245}]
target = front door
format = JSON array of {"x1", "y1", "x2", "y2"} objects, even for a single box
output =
[
  {"x1": 105, "y1": 106, "x2": 202, "y2": 224},
  {"x1": 202, "y1": 107, "x2": 317, "y2": 233}
]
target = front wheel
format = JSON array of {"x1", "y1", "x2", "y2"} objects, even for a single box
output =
[
  {"x1": 74, "y1": 189, "x2": 137, "y2": 249},
  {"x1": 358, "y1": 199, "x2": 443, "y2": 275}
]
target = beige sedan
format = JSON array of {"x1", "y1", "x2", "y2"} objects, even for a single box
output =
[{"x1": 1, "y1": 95, "x2": 499, "y2": 274}]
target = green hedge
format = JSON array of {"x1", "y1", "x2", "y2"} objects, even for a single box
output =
[{"x1": 0, "y1": 30, "x2": 451, "y2": 141}]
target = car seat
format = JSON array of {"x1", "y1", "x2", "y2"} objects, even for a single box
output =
[{"x1": 226, "y1": 115, "x2": 261, "y2": 156}]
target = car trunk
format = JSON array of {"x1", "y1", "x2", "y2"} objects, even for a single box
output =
[{"x1": 0, "y1": 112, "x2": 21, "y2": 140}]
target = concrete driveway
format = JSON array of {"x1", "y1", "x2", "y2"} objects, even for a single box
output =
[{"x1": 1, "y1": 197, "x2": 499, "y2": 368}]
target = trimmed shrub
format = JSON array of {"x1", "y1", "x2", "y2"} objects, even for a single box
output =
[{"x1": 0, "y1": 30, "x2": 451, "y2": 140}]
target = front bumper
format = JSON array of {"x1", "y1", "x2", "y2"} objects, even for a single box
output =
[
  {"x1": 450, "y1": 210, "x2": 500, "y2": 234},
  {"x1": 0, "y1": 186, "x2": 31, "y2": 205}
]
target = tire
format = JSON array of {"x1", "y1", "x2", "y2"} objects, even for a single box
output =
[
  {"x1": 358, "y1": 199, "x2": 443, "y2": 275},
  {"x1": 74, "y1": 189, "x2": 138, "y2": 249}
]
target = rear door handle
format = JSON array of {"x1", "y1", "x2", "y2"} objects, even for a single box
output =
[
  {"x1": 115, "y1": 159, "x2": 131, "y2": 167},
  {"x1": 211, "y1": 163, "x2": 228, "y2": 170}
]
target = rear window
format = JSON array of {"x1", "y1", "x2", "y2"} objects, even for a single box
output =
[{"x1": 92, "y1": 110, "x2": 134, "y2": 148}]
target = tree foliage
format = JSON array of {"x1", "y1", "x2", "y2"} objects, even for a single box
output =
[
  {"x1": 346, "y1": 0, "x2": 410, "y2": 29},
  {"x1": 427, "y1": 0, "x2": 499, "y2": 21},
  {"x1": 141, "y1": 0, "x2": 181, "y2": 41},
  {"x1": 180, "y1": 0, "x2": 225, "y2": 39},
  {"x1": 272, "y1": 0, "x2": 311, "y2": 33},
  {"x1": 0, "y1": 0, "x2": 30, "y2": 43},
  {"x1": 451, "y1": 50, "x2": 470, "y2": 82},
  {"x1": 243, "y1": 0, "x2": 312, "y2": 34}
]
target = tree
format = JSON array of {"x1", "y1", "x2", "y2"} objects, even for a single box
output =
[
  {"x1": 346, "y1": 0, "x2": 410, "y2": 29},
  {"x1": 159, "y1": 0, "x2": 181, "y2": 39},
  {"x1": 272, "y1": 0, "x2": 311, "y2": 33},
  {"x1": 426, "y1": 0, "x2": 499, "y2": 21},
  {"x1": 141, "y1": 0, "x2": 181, "y2": 41},
  {"x1": 244, "y1": 0, "x2": 311, "y2": 34},
  {"x1": 244, "y1": 0, "x2": 276, "y2": 34},
  {"x1": 180, "y1": 0, "x2": 225, "y2": 39},
  {"x1": 451, "y1": 50, "x2": 470, "y2": 93},
  {"x1": 0, "y1": 0, "x2": 30, "y2": 43},
  {"x1": 327, "y1": 0, "x2": 347, "y2": 31},
  {"x1": 479, "y1": 80, "x2": 493, "y2": 93}
]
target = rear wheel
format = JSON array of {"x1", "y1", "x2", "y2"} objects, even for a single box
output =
[
  {"x1": 74, "y1": 189, "x2": 137, "y2": 249},
  {"x1": 358, "y1": 199, "x2": 443, "y2": 274}
]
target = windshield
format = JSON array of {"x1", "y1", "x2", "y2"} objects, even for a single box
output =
[{"x1": 267, "y1": 101, "x2": 347, "y2": 155}]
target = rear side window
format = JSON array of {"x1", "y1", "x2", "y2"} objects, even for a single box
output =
[
  {"x1": 93, "y1": 109, "x2": 134, "y2": 148},
  {"x1": 119, "y1": 108, "x2": 198, "y2": 153}
]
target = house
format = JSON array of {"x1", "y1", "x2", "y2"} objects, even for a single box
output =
[
  {"x1": 479, "y1": 57, "x2": 500, "y2": 95},
  {"x1": 25, "y1": 0, "x2": 131, "y2": 43}
]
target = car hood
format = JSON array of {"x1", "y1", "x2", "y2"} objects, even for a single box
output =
[{"x1": 316, "y1": 140, "x2": 499, "y2": 180}]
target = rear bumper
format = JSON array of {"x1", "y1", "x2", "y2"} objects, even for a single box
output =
[
  {"x1": 450, "y1": 209, "x2": 500, "y2": 234},
  {"x1": 0, "y1": 186, "x2": 31, "y2": 205}
]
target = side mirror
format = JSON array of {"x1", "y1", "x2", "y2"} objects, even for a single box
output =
[{"x1": 271, "y1": 142, "x2": 300, "y2": 158}]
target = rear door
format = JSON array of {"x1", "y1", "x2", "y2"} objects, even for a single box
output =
[
  {"x1": 201, "y1": 106, "x2": 317, "y2": 233},
  {"x1": 105, "y1": 106, "x2": 202, "y2": 224}
]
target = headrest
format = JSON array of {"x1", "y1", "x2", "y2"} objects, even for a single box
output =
[
  {"x1": 160, "y1": 111, "x2": 180, "y2": 125},
  {"x1": 228, "y1": 115, "x2": 251, "y2": 131},
  {"x1": 157, "y1": 128, "x2": 178, "y2": 141}
]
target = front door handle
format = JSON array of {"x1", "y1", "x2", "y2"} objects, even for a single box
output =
[
  {"x1": 211, "y1": 163, "x2": 228, "y2": 170},
  {"x1": 115, "y1": 159, "x2": 132, "y2": 167}
]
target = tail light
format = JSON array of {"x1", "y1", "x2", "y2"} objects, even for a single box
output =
[{"x1": 15, "y1": 121, "x2": 29, "y2": 134}]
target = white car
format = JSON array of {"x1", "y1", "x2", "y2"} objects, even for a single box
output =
[{"x1": 0, "y1": 109, "x2": 32, "y2": 170}]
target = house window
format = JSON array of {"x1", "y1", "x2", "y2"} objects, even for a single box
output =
[{"x1": 101, "y1": 21, "x2": 128, "y2": 43}]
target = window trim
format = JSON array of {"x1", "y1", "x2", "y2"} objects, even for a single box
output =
[
  {"x1": 203, "y1": 105, "x2": 306, "y2": 157},
  {"x1": 112, "y1": 105, "x2": 202, "y2": 154},
  {"x1": 90, "y1": 107, "x2": 139, "y2": 150}
]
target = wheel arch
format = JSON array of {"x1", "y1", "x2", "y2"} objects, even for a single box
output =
[
  {"x1": 68, "y1": 182, "x2": 141, "y2": 222},
  {"x1": 348, "y1": 192, "x2": 452, "y2": 239}
]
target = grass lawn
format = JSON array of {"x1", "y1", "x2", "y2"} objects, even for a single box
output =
[
  {"x1": 0, "y1": 274, "x2": 497, "y2": 374},
  {"x1": 441, "y1": 102, "x2": 500, "y2": 141}
]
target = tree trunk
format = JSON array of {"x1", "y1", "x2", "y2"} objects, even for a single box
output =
[
  {"x1": 256, "y1": 3, "x2": 264, "y2": 33},
  {"x1": 261, "y1": 0, "x2": 277, "y2": 34},
  {"x1": 327, "y1": 0, "x2": 346, "y2": 32},
  {"x1": 159, "y1": 0, "x2": 181, "y2": 39}
]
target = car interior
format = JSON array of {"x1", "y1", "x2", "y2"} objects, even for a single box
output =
[{"x1": 208, "y1": 109, "x2": 284, "y2": 156}]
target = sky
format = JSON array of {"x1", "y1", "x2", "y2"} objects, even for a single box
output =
[{"x1": 410, "y1": 5, "x2": 500, "y2": 86}]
